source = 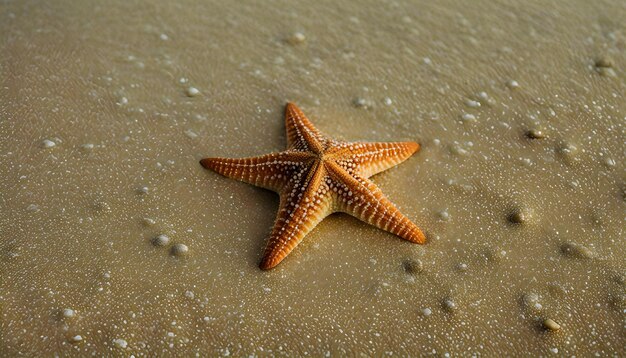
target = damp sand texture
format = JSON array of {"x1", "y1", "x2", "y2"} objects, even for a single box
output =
[{"x1": 1, "y1": 0, "x2": 625, "y2": 356}]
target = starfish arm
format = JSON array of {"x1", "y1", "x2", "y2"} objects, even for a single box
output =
[
  {"x1": 285, "y1": 102, "x2": 326, "y2": 154},
  {"x1": 326, "y1": 162, "x2": 425, "y2": 244},
  {"x1": 200, "y1": 151, "x2": 312, "y2": 192},
  {"x1": 338, "y1": 141, "x2": 420, "y2": 178},
  {"x1": 259, "y1": 161, "x2": 333, "y2": 269}
]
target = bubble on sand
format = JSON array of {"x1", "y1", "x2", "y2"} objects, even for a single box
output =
[
  {"x1": 113, "y1": 338, "x2": 128, "y2": 349},
  {"x1": 185, "y1": 87, "x2": 200, "y2": 97},
  {"x1": 171, "y1": 243, "x2": 189, "y2": 256},
  {"x1": 543, "y1": 318, "x2": 561, "y2": 331},
  {"x1": 560, "y1": 242, "x2": 594, "y2": 259},
  {"x1": 437, "y1": 210, "x2": 450, "y2": 221},
  {"x1": 42, "y1": 139, "x2": 56, "y2": 148},
  {"x1": 152, "y1": 234, "x2": 170, "y2": 247},
  {"x1": 62, "y1": 308, "x2": 75, "y2": 318},
  {"x1": 402, "y1": 258, "x2": 423, "y2": 275},
  {"x1": 460, "y1": 113, "x2": 476, "y2": 122},
  {"x1": 450, "y1": 144, "x2": 469, "y2": 156},
  {"x1": 477, "y1": 91, "x2": 495, "y2": 106}
]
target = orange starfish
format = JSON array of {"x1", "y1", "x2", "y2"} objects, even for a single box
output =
[{"x1": 200, "y1": 103, "x2": 425, "y2": 269}]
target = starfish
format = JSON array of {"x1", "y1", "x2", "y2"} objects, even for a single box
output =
[{"x1": 200, "y1": 103, "x2": 425, "y2": 270}]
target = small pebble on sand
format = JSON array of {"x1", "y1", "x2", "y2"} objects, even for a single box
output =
[
  {"x1": 171, "y1": 243, "x2": 189, "y2": 256},
  {"x1": 461, "y1": 113, "x2": 476, "y2": 122},
  {"x1": 507, "y1": 80, "x2": 520, "y2": 89},
  {"x1": 353, "y1": 97, "x2": 373, "y2": 109},
  {"x1": 522, "y1": 293, "x2": 543, "y2": 311},
  {"x1": 27, "y1": 204, "x2": 40, "y2": 212},
  {"x1": 603, "y1": 157, "x2": 616, "y2": 167},
  {"x1": 286, "y1": 32, "x2": 306, "y2": 45},
  {"x1": 117, "y1": 96, "x2": 128, "y2": 105},
  {"x1": 383, "y1": 97, "x2": 393, "y2": 106},
  {"x1": 526, "y1": 129, "x2": 545, "y2": 139},
  {"x1": 593, "y1": 55, "x2": 614, "y2": 75},
  {"x1": 595, "y1": 56, "x2": 613, "y2": 68},
  {"x1": 465, "y1": 99, "x2": 481, "y2": 108},
  {"x1": 153, "y1": 234, "x2": 170, "y2": 247},
  {"x1": 422, "y1": 308, "x2": 432, "y2": 316},
  {"x1": 443, "y1": 299, "x2": 457, "y2": 312},
  {"x1": 81, "y1": 143, "x2": 94, "y2": 150},
  {"x1": 42, "y1": 139, "x2": 56, "y2": 148},
  {"x1": 560, "y1": 242, "x2": 594, "y2": 259},
  {"x1": 557, "y1": 142, "x2": 579, "y2": 162},
  {"x1": 402, "y1": 258, "x2": 423, "y2": 275},
  {"x1": 137, "y1": 186, "x2": 149, "y2": 195},
  {"x1": 457, "y1": 263, "x2": 468, "y2": 272},
  {"x1": 185, "y1": 87, "x2": 200, "y2": 97},
  {"x1": 185, "y1": 129, "x2": 198, "y2": 139},
  {"x1": 70, "y1": 335, "x2": 83, "y2": 343},
  {"x1": 543, "y1": 318, "x2": 561, "y2": 331},
  {"x1": 437, "y1": 210, "x2": 450, "y2": 221},
  {"x1": 508, "y1": 208, "x2": 528, "y2": 224},
  {"x1": 63, "y1": 308, "x2": 75, "y2": 318},
  {"x1": 596, "y1": 67, "x2": 617, "y2": 77},
  {"x1": 113, "y1": 338, "x2": 128, "y2": 349}
]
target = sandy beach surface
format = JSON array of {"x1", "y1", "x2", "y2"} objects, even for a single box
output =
[{"x1": 1, "y1": 0, "x2": 624, "y2": 356}]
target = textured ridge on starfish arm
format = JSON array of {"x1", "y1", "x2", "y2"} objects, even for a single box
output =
[
  {"x1": 348, "y1": 141, "x2": 420, "y2": 178},
  {"x1": 200, "y1": 151, "x2": 312, "y2": 191},
  {"x1": 285, "y1": 102, "x2": 325, "y2": 153},
  {"x1": 326, "y1": 161, "x2": 426, "y2": 244},
  {"x1": 260, "y1": 161, "x2": 333, "y2": 269}
]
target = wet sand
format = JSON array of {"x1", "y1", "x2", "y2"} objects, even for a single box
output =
[{"x1": 1, "y1": 0, "x2": 625, "y2": 356}]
